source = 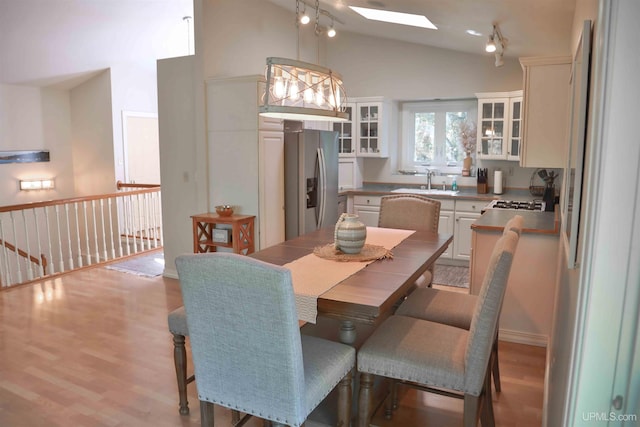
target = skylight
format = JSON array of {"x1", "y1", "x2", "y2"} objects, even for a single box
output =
[{"x1": 349, "y1": 6, "x2": 437, "y2": 30}]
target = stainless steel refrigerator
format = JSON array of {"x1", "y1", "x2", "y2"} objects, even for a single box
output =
[{"x1": 284, "y1": 127, "x2": 339, "y2": 240}]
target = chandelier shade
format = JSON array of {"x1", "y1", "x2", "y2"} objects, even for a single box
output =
[{"x1": 259, "y1": 57, "x2": 348, "y2": 122}]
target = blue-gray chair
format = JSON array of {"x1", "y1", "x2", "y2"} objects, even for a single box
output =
[
  {"x1": 167, "y1": 306, "x2": 193, "y2": 415},
  {"x1": 175, "y1": 252, "x2": 355, "y2": 427},
  {"x1": 395, "y1": 214, "x2": 523, "y2": 395},
  {"x1": 357, "y1": 230, "x2": 520, "y2": 427}
]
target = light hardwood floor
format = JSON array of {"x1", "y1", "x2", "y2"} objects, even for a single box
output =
[{"x1": 0, "y1": 261, "x2": 545, "y2": 426}]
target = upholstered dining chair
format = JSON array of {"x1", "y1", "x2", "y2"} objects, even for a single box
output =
[
  {"x1": 175, "y1": 252, "x2": 355, "y2": 427},
  {"x1": 378, "y1": 194, "x2": 441, "y2": 287},
  {"x1": 357, "y1": 230, "x2": 520, "y2": 427},
  {"x1": 167, "y1": 306, "x2": 193, "y2": 415},
  {"x1": 395, "y1": 214, "x2": 523, "y2": 395}
]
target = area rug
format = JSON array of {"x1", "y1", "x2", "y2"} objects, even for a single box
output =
[
  {"x1": 106, "y1": 253, "x2": 164, "y2": 277},
  {"x1": 432, "y1": 265, "x2": 469, "y2": 288}
]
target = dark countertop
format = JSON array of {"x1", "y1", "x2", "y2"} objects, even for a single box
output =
[
  {"x1": 471, "y1": 209, "x2": 560, "y2": 235},
  {"x1": 342, "y1": 183, "x2": 540, "y2": 202}
]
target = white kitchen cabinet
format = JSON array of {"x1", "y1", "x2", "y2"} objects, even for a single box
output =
[
  {"x1": 452, "y1": 200, "x2": 483, "y2": 261},
  {"x1": 258, "y1": 130, "x2": 285, "y2": 249},
  {"x1": 352, "y1": 195, "x2": 381, "y2": 227},
  {"x1": 507, "y1": 95, "x2": 523, "y2": 161},
  {"x1": 438, "y1": 199, "x2": 455, "y2": 259},
  {"x1": 519, "y1": 56, "x2": 572, "y2": 168},
  {"x1": 476, "y1": 91, "x2": 522, "y2": 161},
  {"x1": 332, "y1": 102, "x2": 356, "y2": 157},
  {"x1": 354, "y1": 97, "x2": 397, "y2": 158},
  {"x1": 206, "y1": 75, "x2": 285, "y2": 251},
  {"x1": 304, "y1": 120, "x2": 331, "y2": 131},
  {"x1": 338, "y1": 158, "x2": 363, "y2": 191}
]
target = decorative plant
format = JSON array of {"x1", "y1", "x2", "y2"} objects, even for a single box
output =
[{"x1": 459, "y1": 120, "x2": 477, "y2": 154}]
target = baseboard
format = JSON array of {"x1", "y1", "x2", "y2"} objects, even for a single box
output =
[
  {"x1": 435, "y1": 258, "x2": 470, "y2": 267},
  {"x1": 163, "y1": 267, "x2": 178, "y2": 279},
  {"x1": 499, "y1": 328, "x2": 548, "y2": 347}
]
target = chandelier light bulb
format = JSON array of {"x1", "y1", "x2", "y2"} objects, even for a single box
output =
[
  {"x1": 315, "y1": 78, "x2": 324, "y2": 106},
  {"x1": 289, "y1": 69, "x2": 299, "y2": 100},
  {"x1": 300, "y1": 13, "x2": 310, "y2": 25},
  {"x1": 303, "y1": 73, "x2": 315, "y2": 103}
]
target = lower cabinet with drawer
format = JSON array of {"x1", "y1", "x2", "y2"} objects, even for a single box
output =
[
  {"x1": 352, "y1": 195, "x2": 382, "y2": 227},
  {"x1": 348, "y1": 195, "x2": 483, "y2": 263},
  {"x1": 452, "y1": 200, "x2": 483, "y2": 261}
]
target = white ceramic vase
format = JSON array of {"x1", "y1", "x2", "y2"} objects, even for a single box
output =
[{"x1": 334, "y1": 213, "x2": 367, "y2": 254}]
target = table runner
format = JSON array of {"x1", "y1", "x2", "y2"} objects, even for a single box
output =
[{"x1": 284, "y1": 227, "x2": 415, "y2": 323}]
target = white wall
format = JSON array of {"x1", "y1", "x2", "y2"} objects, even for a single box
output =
[
  {"x1": 157, "y1": 54, "x2": 208, "y2": 277},
  {"x1": 0, "y1": 85, "x2": 74, "y2": 205},
  {"x1": 70, "y1": 70, "x2": 116, "y2": 196}
]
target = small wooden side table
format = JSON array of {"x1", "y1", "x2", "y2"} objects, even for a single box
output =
[{"x1": 191, "y1": 213, "x2": 256, "y2": 255}]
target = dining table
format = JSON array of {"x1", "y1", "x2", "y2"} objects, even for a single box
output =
[{"x1": 250, "y1": 226, "x2": 453, "y2": 344}]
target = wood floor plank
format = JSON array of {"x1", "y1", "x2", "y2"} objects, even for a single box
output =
[{"x1": 0, "y1": 256, "x2": 546, "y2": 426}]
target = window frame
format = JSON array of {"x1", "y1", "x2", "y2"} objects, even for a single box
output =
[{"x1": 400, "y1": 99, "x2": 477, "y2": 174}]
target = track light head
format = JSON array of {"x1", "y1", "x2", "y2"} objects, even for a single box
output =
[{"x1": 485, "y1": 35, "x2": 496, "y2": 53}]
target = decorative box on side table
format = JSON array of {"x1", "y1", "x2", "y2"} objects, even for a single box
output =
[{"x1": 191, "y1": 213, "x2": 256, "y2": 255}]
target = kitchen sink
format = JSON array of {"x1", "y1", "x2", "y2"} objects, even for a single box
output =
[{"x1": 391, "y1": 188, "x2": 459, "y2": 196}]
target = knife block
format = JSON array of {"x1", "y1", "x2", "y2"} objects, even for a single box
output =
[{"x1": 477, "y1": 183, "x2": 488, "y2": 194}]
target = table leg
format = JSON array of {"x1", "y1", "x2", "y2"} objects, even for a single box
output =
[{"x1": 339, "y1": 320, "x2": 357, "y2": 344}]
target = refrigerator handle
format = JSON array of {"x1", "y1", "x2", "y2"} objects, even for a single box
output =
[{"x1": 317, "y1": 147, "x2": 327, "y2": 229}]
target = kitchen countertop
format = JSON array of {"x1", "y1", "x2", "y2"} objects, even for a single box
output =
[
  {"x1": 343, "y1": 183, "x2": 558, "y2": 234},
  {"x1": 342, "y1": 183, "x2": 540, "y2": 202},
  {"x1": 471, "y1": 209, "x2": 559, "y2": 235}
]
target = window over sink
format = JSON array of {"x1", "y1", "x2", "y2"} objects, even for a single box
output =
[{"x1": 400, "y1": 99, "x2": 477, "y2": 174}]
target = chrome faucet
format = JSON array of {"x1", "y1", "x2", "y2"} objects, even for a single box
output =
[{"x1": 426, "y1": 170, "x2": 436, "y2": 190}]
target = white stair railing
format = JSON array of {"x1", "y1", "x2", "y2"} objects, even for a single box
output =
[{"x1": 0, "y1": 182, "x2": 162, "y2": 289}]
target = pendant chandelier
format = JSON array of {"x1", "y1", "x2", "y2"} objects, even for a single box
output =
[
  {"x1": 260, "y1": 57, "x2": 348, "y2": 122},
  {"x1": 259, "y1": 0, "x2": 348, "y2": 122}
]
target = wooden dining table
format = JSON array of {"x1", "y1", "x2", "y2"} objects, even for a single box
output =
[{"x1": 250, "y1": 226, "x2": 453, "y2": 344}]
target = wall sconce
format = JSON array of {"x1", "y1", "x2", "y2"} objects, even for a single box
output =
[{"x1": 20, "y1": 178, "x2": 55, "y2": 191}]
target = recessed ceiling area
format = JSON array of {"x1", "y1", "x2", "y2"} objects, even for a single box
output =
[{"x1": 266, "y1": 0, "x2": 576, "y2": 58}]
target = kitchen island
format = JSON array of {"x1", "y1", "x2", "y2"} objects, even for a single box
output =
[{"x1": 470, "y1": 209, "x2": 559, "y2": 346}]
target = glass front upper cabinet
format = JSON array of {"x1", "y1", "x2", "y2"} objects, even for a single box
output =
[
  {"x1": 476, "y1": 90, "x2": 523, "y2": 161},
  {"x1": 333, "y1": 103, "x2": 355, "y2": 157}
]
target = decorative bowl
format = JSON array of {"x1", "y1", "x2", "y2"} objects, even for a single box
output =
[{"x1": 215, "y1": 205, "x2": 234, "y2": 217}]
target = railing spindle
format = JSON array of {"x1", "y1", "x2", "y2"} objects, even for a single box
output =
[
  {"x1": 10, "y1": 212, "x2": 23, "y2": 284},
  {"x1": 0, "y1": 220, "x2": 12, "y2": 286},
  {"x1": 90, "y1": 200, "x2": 99, "y2": 263},
  {"x1": 107, "y1": 198, "x2": 117, "y2": 259},
  {"x1": 21, "y1": 210, "x2": 34, "y2": 281},
  {"x1": 99, "y1": 199, "x2": 107, "y2": 261},
  {"x1": 32, "y1": 208, "x2": 45, "y2": 278},
  {"x1": 82, "y1": 201, "x2": 91, "y2": 266},
  {"x1": 55, "y1": 205, "x2": 66, "y2": 272},
  {"x1": 74, "y1": 203, "x2": 83, "y2": 268},
  {"x1": 45, "y1": 206, "x2": 55, "y2": 275}
]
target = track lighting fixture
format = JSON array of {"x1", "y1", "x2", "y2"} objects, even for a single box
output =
[
  {"x1": 300, "y1": 10, "x2": 310, "y2": 24},
  {"x1": 485, "y1": 35, "x2": 496, "y2": 53},
  {"x1": 485, "y1": 24, "x2": 506, "y2": 67},
  {"x1": 296, "y1": 0, "x2": 342, "y2": 39},
  {"x1": 327, "y1": 19, "x2": 336, "y2": 38}
]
